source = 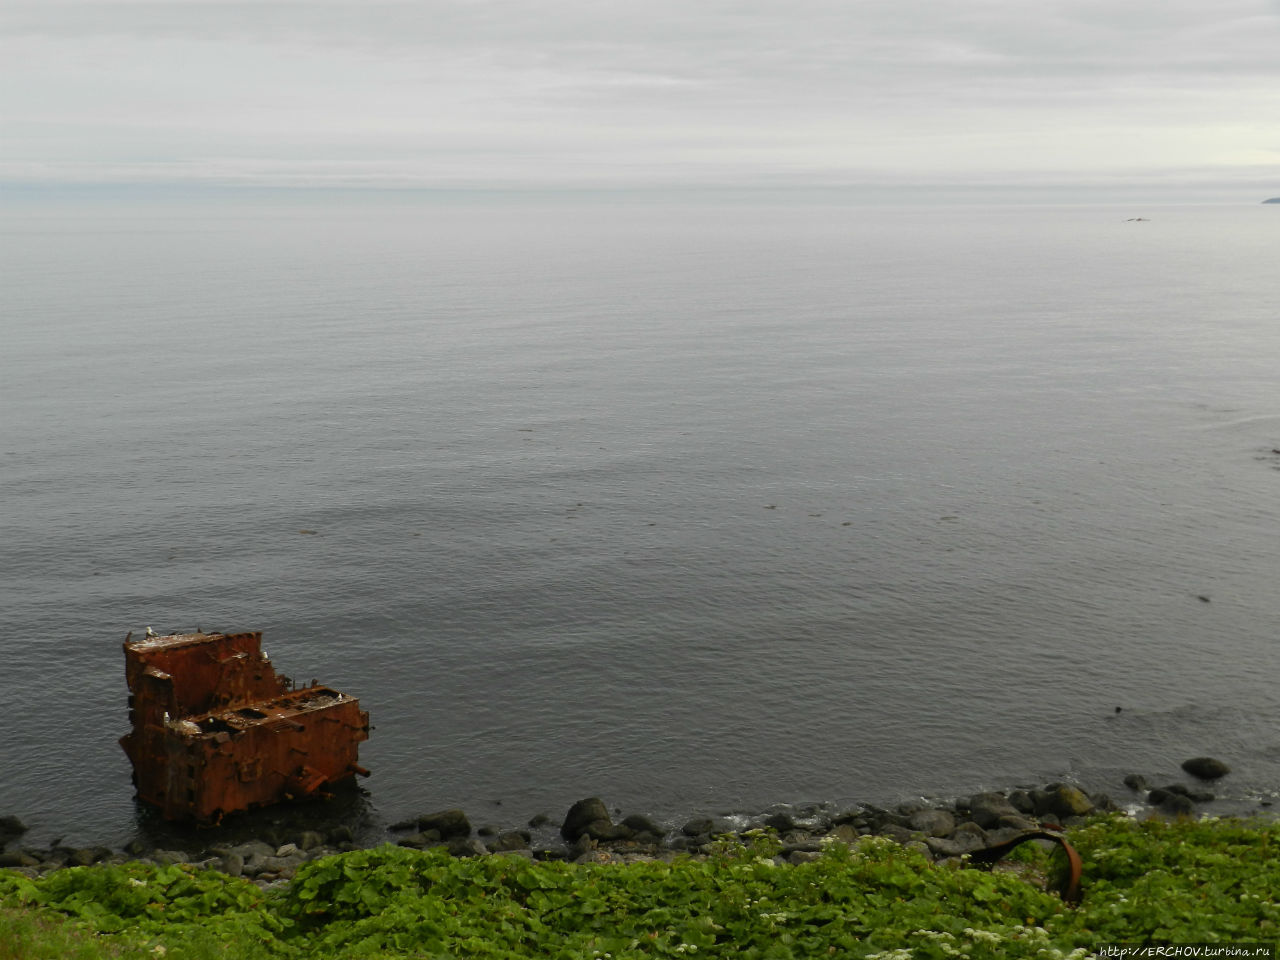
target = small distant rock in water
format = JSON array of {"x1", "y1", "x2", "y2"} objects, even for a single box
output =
[
  {"x1": 1181, "y1": 756, "x2": 1230, "y2": 780},
  {"x1": 1196, "y1": 595, "x2": 1210, "y2": 603},
  {"x1": 1122, "y1": 774, "x2": 1149, "y2": 793}
]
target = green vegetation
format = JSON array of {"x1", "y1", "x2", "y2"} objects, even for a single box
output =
[{"x1": 2, "y1": 815, "x2": 1277, "y2": 959}]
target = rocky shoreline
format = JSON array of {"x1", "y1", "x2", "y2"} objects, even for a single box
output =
[{"x1": 0, "y1": 757, "x2": 1260, "y2": 888}]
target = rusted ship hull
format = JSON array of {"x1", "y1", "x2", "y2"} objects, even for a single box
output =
[{"x1": 120, "y1": 631, "x2": 369, "y2": 824}]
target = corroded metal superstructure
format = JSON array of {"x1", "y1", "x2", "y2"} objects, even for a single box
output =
[{"x1": 120, "y1": 631, "x2": 369, "y2": 824}]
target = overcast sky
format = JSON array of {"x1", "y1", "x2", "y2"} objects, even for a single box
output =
[{"x1": 4, "y1": 0, "x2": 1280, "y2": 194}]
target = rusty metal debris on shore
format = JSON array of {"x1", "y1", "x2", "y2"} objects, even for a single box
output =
[
  {"x1": 119, "y1": 630, "x2": 369, "y2": 824},
  {"x1": 969, "y1": 828, "x2": 1083, "y2": 905}
]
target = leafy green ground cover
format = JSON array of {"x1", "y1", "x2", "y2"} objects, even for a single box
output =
[{"x1": 1, "y1": 814, "x2": 1276, "y2": 959}]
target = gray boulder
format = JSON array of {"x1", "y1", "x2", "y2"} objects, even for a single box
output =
[
  {"x1": 561, "y1": 798, "x2": 612, "y2": 841},
  {"x1": 220, "y1": 852, "x2": 245, "y2": 877},
  {"x1": 876, "y1": 823, "x2": 918, "y2": 845},
  {"x1": 258, "y1": 853, "x2": 306, "y2": 876},
  {"x1": 826, "y1": 824, "x2": 859, "y2": 844},
  {"x1": 1007, "y1": 790, "x2": 1036, "y2": 814},
  {"x1": 994, "y1": 814, "x2": 1040, "y2": 832},
  {"x1": 908, "y1": 809, "x2": 956, "y2": 838},
  {"x1": 584, "y1": 819, "x2": 631, "y2": 842},
  {"x1": 1039, "y1": 784, "x2": 1094, "y2": 820},
  {"x1": 951, "y1": 821, "x2": 988, "y2": 846},
  {"x1": 762, "y1": 812, "x2": 798, "y2": 833},
  {"x1": 925, "y1": 832, "x2": 988, "y2": 858},
  {"x1": 65, "y1": 849, "x2": 98, "y2": 867},
  {"x1": 967, "y1": 793, "x2": 1020, "y2": 829},
  {"x1": 620, "y1": 814, "x2": 666, "y2": 844},
  {"x1": 229, "y1": 840, "x2": 277, "y2": 861},
  {"x1": 447, "y1": 837, "x2": 488, "y2": 858},
  {"x1": 486, "y1": 831, "x2": 531, "y2": 853},
  {"x1": 1150, "y1": 784, "x2": 1214, "y2": 804},
  {"x1": 397, "y1": 830, "x2": 442, "y2": 850},
  {"x1": 1090, "y1": 792, "x2": 1120, "y2": 812},
  {"x1": 681, "y1": 817, "x2": 715, "y2": 837},
  {"x1": 297, "y1": 830, "x2": 327, "y2": 852}
]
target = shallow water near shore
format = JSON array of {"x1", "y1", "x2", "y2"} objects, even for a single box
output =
[{"x1": 2, "y1": 195, "x2": 1279, "y2": 848}]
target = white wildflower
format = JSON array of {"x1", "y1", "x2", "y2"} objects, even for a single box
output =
[
  {"x1": 962, "y1": 927, "x2": 1001, "y2": 945},
  {"x1": 916, "y1": 930, "x2": 957, "y2": 941}
]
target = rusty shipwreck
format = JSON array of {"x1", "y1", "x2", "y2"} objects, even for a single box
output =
[{"x1": 120, "y1": 630, "x2": 369, "y2": 824}]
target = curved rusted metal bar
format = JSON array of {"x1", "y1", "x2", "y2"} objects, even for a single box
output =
[{"x1": 966, "y1": 829, "x2": 1083, "y2": 905}]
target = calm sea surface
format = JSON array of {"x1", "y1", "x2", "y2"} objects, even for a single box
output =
[{"x1": 2, "y1": 197, "x2": 1279, "y2": 847}]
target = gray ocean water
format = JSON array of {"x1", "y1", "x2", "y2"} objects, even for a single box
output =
[{"x1": 2, "y1": 196, "x2": 1279, "y2": 848}]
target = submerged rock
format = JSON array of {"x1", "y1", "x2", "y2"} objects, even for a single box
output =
[
  {"x1": 0, "y1": 816, "x2": 27, "y2": 844},
  {"x1": 1154, "y1": 792, "x2": 1195, "y2": 817},
  {"x1": 412, "y1": 809, "x2": 473, "y2": 839},
  {"x1": 1181, "y1": 757, "x2": 1230, "y2": 780}
]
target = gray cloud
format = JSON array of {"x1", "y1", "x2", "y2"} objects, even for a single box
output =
[{"x1": 4, "y1": 0, "x2": 1280, "y2": 190}]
